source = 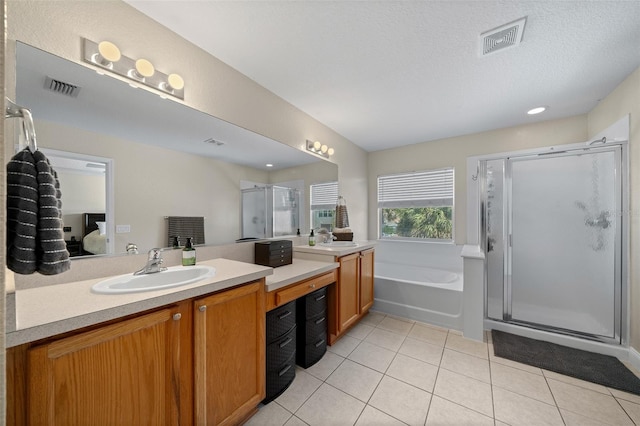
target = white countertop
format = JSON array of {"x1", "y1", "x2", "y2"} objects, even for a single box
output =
[
  {"x1": 293, "y1": 241, "x2": 376, "y2": 257},
  {"x1": 7, "y1": 256, "x2": 341, "y2": 348},
  {"x1": 265, "y1": 258, "x2": 339, "y2": 292},
  {"x1": 7, "y1": 258, "x2": 273, "y2": 348}
]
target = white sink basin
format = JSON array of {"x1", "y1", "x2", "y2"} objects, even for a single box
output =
[
  {"x1": 92, "y1": 265, "x2": 216, "y2": 294},
  {"x1": 320, "y1": 241, "x2": 357, "y2": 247}
]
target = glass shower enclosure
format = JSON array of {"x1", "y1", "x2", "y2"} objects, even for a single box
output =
[
  {"x1": 241, "y1": 185, "x2": 300, "y2": 239},
  {"x1": 483, "y1": 144, "x2": 625, "y2": 344}
]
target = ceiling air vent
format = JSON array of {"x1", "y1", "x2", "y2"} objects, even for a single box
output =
[
  {"x1": 480, "y1": 16, "x2": 527, "y2": 56},
  {"x1": 44, "y1": 76, "x2": 81, "y2": 98},
  {"x1": 203, "y1": 138, "x2": 226, "y2": 147}
]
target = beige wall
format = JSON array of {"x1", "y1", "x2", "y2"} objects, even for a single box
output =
[
  {"x1": 368, "y1": 115, "x2": 588, "y2": 243},
  {"x1": 6, "y1": 0, "x2": 368, "y2": 240},
  {"x1": 36, "y1": 120, "x2": 268, "y2": 252},
  {"x1": 587, "y1": 67, "x2": 640, "y2": 349}
]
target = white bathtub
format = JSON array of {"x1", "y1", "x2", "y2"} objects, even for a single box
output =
[{"x1": 373, "y1": 241, "x2": 464, "y2": 330}]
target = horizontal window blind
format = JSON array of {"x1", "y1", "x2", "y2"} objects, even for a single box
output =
[
  {"x1": 378, "y1": 168, "x2": 453, "y2": 208},
  {"x1": 311, "y1": 181, "x2": 339, "y2": 210}
]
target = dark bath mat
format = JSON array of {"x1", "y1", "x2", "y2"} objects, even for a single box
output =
[{"x1": 492, "y1": 329, "x2": 640, "y2": 396}]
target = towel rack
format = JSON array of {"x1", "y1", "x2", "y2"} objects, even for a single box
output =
[{"x1": 5, "y1": 97, "x2": 38, "y2": 153}]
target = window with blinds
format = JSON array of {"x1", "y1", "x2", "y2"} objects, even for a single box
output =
[
  {"x1": 310, "y1": 181, "x2": 338, "y2": 230},
  {"x1": 378, "y1": 168, "x2": 454, "y2": 241}
]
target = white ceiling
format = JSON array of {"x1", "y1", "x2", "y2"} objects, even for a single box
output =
[{"x1": 125, "y1": 1, "x2": 640, "y2": 152}]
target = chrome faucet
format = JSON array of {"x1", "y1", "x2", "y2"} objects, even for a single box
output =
[
  {"x1": 134, "y1": 248, "x2": 167, "y2": 275},
  {"x1": 321, "y1": 232, "x2": 338, "y2": 244}
]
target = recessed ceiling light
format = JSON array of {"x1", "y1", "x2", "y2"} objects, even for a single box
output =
[
  {"x1": 266, "y1": 163, "x2": 273, "y2": 168},
  {"x1": 527, "y1": 106, "x2": 547, "y2": 115}
]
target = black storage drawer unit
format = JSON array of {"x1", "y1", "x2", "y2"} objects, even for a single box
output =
[
  {"x1": 265, "y1": 352, "x2": 296, "y2": 403},
  {"x1": 296, "y1": 287, "x2": 328, "y2": 368},
  {"x1": 264, "y1": 300, "x2": 297, "y2": 403},
  {"x1": 266, "y1": 302, "x2": 296, "y2": 343},
  {"x1": 266, "y1": 327, "x2": 297, "y2": 370},
  {"x1": 255, "y1": 240, "x2": 293, "y2": 268},
  {"x1": 303, "y1": 313, "x2": 328, "y2": 344},
  {"x1": 300, "y1": 286, "x2": 328, "y2": 318}
]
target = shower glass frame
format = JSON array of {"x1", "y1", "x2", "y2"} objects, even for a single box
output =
[{"x1": 480, "y1": 142, "x2": 628, "y2": 345}]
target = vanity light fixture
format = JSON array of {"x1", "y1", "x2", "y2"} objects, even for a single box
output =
[
  {"x1": 82, "y1": 38, "x2": 185, "y2": 100},
  {"x1": 306, "y1": 139, "x2": 335, "y2": 159}
]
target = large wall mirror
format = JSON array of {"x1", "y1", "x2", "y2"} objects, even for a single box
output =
[{"x1": 15, "y1": 42, "x2": 338, "y2": 257}]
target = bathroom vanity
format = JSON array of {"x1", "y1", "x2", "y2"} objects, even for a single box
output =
[
  {"x1": 6, "y1": 245, "x2": 373, "y2": 425},
  {"x1": 6, "y1": 258, "x2": 272, "y2": 426},
  {"x1": 293, "y1": 242, "x2": 375, "y2": 344}
]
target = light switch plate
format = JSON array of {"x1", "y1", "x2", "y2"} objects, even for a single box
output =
[{"x1": 116, "y1": 225, "x2": 131, "y2": 233}]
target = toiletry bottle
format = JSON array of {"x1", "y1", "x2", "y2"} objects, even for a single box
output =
[
  {"x1": 182, "y1": 237, "x2": 196, "y2": 266},
  {"x1": 297, "y1": 228, "x2": 301, "y2": 236},
  {"x1": 172, "y1": 236, "x2": 181, "y2": 248},
  {"x1": 309, "y1": 229, "x2": 316, "y2": 246}
]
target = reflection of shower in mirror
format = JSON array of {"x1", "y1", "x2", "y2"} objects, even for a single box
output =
[{"x1": 241, "y1": 184, "x2": 301, "y2": 239}]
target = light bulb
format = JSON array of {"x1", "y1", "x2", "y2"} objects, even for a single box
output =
[
  {"x1": 167, "y1": 73, "x2": 184, "y2": 90},
  {"x1": 135, "y1": 59, "x2": 155, "y2": 78},
  {"x1": 313, "y1": 141, "x2": 322, "y2": 151},
  {"x1": 327, "y1": 148, "x2": 335, "y2": 156},
  {"x1": 97, "y1": 41, "x2": 121, "y2": 64},
  {"x1": 321, "y1": 144, "x2": 328, "y2": 154}
]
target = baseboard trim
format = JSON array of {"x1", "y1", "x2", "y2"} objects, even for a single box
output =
[{"x1": 629, "y1": 346, "x2": 640, "y2": 372}]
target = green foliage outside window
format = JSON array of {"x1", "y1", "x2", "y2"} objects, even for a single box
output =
[{"x1": 381, "y1": 207, "x2": 452, "y2": 240}]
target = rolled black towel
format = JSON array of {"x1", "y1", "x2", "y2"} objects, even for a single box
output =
[
  {"x1": 6, "y1": 148, "x2": 38, "y2": 274},
  {"x1": 34, "y1": 150, "x2": 70, "y2": 275}
]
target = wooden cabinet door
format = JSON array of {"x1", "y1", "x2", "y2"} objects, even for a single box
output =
[
  {"x1": 338, "y1": 253, "x2": 360, "y2": 332},
  {"x1": 194, "y1": 281, "x2": 266, "y2": 426},
  {"x1": 359, "y1": 249, "x2": 375, "y2": 313},
  {"x1": 27, "y1": 308, "x2": 182, "y2": 426}
]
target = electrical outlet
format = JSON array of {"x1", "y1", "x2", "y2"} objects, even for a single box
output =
[
  {"x1": 63, "y1": 226, "x2": 72, "y2": 232},
  {"x1": 116, "y1": 225, "x2": 131, "y2": 233}
]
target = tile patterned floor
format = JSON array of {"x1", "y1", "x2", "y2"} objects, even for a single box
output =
[{"x1": 247, "y1": 312, "x2": 640, "y2": 425}]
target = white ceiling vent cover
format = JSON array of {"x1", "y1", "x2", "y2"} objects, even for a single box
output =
[
  {"x1": 203, "y1": 138, "x2": 226, "y2": 146},
  {"x1": 480, "y1": 17, "x2": 527, "y2": 56}
]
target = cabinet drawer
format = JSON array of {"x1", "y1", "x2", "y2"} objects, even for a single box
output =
[
  {"x1": 266, "y1": 326, "x2": 297, "y2": 371},
  {"x1": 303, "y1": 313, "x2": 327, "y2": 344},
  {"x1": 266, "y1": 301, "x2": 296, "y2": 343},
  {"x1": 264, "y1": 352, "x2": 296, "y2": 403},
  {"x1": 275, "y1": 271, "x2": 335, "y2": 307},
  {"x1": 297, "y1": 337, "x2": 327, "y2": 368},
  {"x1": 300, "y1": 287, "x2": 327, "y2": 319}
]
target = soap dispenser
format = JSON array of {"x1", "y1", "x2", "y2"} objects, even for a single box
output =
[
  {"x1": 309, "y1": 229, "x2": 316, "y2": 246},
  {"x1": 182, "y1": 237, "x2": 196, "y2": 266}
]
